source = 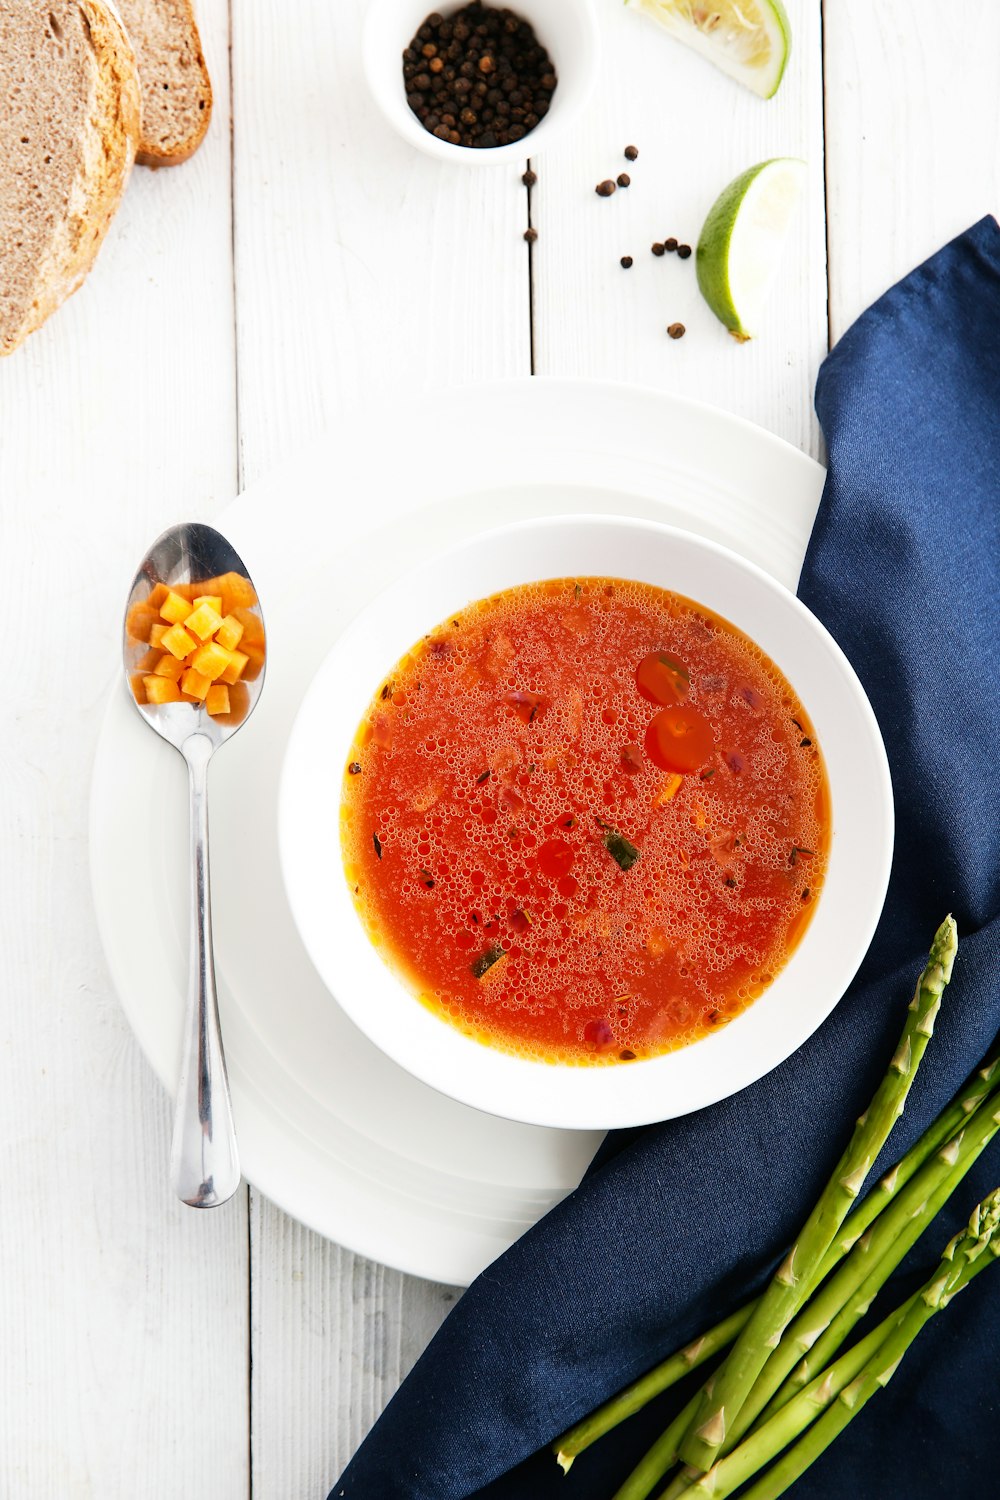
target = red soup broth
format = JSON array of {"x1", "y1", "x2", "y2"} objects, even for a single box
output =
[{"x1": 340, "y1": 577, "x2": 830, "y2": 1066}]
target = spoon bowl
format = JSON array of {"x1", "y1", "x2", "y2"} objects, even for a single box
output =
[{"x1": 124, "y1": 522, "x2": 266, "y2": 1206}]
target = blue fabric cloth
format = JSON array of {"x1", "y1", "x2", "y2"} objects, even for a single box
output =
[{"x1": 332, "y1": 218, "x2": 1000, "y2": 1500}]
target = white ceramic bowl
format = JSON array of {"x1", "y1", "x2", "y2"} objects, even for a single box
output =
[
  {"x1": 280, "y1": 515, "x2": 893, "y2": 1130},
  {"x1": 362, "y1": 0, "x2": 600, "y2": 165}
]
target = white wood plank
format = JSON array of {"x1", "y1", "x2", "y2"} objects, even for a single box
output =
[
  {"x1": 249, "y1": 1195, "x2": 458, "y2": 1496},
  {"x1": 0, "y1": 3, "x2": 248, "y2": 1495},
  {"x1": 231, "y1": 4, "x2": 527, "y2": 1497},
  {"x1": 824, "y1": 0, "x2": 1000, "y2": 341},
  {"x1": 532, "y1": 1, "x2": 828, "y2": 458}
]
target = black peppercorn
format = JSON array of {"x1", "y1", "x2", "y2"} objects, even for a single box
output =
[
  {"x1": 523, "y1": 227, "x2": 538, "y2": 243},
  {"x1": 620, "y1": 255, "x2": 633, "y2": 268},
  {"x1": 522, "y1": 168, "x2": 537, "y2": 186},
  {"x1": 624, "y1": 144, "x2": 638, "y2": 160},
  {"x1": 596, "y1": 179, "x2": 616, "y2": 197},
  {"x1": 617, "y1": 172, "x2": 630, "y2": 188},
  {"x1": 652, "y1": 242, "x2": 665, "y2": 256},
  {"x1": 404, "y1": 5, "x2": 557, "y2": 148},
  {"x1": 677, "y1": 243, "x2": 692, "y2": 259},
  {"x1": 664, "y1": 237, "x2": 678, "y2": 252},
  {"x1": 667, "y1": 322, "x2": 686, "y2": 339}
]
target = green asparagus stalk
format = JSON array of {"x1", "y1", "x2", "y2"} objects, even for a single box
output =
[
  {"x1": 554, "y1": 926, "x2": 989, "y2": 1474},
  {"x1": 759, "y1": 1093, "x2": 1000, "y2": 1421},
  {"x1": 719, "y1": 1084, "x2": 1000, "y2": 1452},
  {"x1": 673, "y1": 1296, "x2": 917, "y2": 1500},
  {"x1": 608, "y1": 1389, "x2": 704, "y2": 1500},
  {"x1": 737, "y1": 1188, "x2": 1000, "y2": 1500},
  {"x1": 677, "y1": 916, "x2": 957, "y2": 1472},
  {"x1": 554, "y1": 1306, "x2": 754, "y2": 1474}
]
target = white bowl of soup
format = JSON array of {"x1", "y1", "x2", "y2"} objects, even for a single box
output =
[{"x1": 280, "y1": 515, "x2": 893, "y2": 1130}]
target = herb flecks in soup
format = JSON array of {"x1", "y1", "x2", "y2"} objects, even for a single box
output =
[{"x1": 341, "y1": 578, "x2": 829, "y2": 1065}]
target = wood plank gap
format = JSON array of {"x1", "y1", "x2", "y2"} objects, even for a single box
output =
[
  {"x1": 820, "y1": 0, "x2": 833, "y2": 355},
  {"x1": 247, "y1": 1184, "x2": 255, "y2": 1500},
  {"x1": 228, "y1": 0, "x2": 244, "y2": 495},
  {"x1": 526, "y1": 156, "x2": 536, "y2": 374}
]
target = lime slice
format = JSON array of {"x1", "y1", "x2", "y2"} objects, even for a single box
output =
[
  {"x1": 695, "y1": 158, "x2": 805, "y2": 342},
  {"x1": 626, "y1": 0, "x2": 792, "y2": 99}
]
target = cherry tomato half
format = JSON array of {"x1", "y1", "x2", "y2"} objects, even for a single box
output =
[
  {"x1": 644, "y1": 705, "x2": 714, "y2": 774},
  {"x1": 635, "y1": 651, "x2": 690, "y2": 706}
]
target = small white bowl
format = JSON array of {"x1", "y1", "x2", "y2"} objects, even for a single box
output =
[
  {"x1": 280, "y1": 516, "x2": 894, "y2": 1131},
  {"x1": 362, "y1": 0, "x2": 600, "y2": 165}
]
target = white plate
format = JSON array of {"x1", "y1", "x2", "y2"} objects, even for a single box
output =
[{"x1": 90, "y1": 378, "x2": 827, "y2": 1285}]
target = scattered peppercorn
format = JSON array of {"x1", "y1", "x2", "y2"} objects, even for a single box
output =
[
  {"x1": 652, "y1": 241, "x2": 665, "y2": 256},
  {"x1": 620, "y1": 255, "x2": 633, "y2": 269},
  {"x1": 677, "y1": 243, "x2": 692, "y2": 259},
  {"x1": 667, "y1": 323, "x2": 686, "y2": 339},
  {"x1": 403, "y1": 3, "x2": 557, "y2": 149},
  {"x1": 596, "y1": 179, "x2": 616, "y2": 197},
  {"x1": 523, "y1": 226, "x2": 538, "y2": 243},
  {"x1": 617, "y1": 172, "x2": 631, "y2": 188},
  {"x1": 624, "y1": 144, "x2": 639, "y2": 161},
  {"x1": 522, "y1": 168, "x2": 537, "y2": 186},
  {"x1": 664, "y1": 237, "x2": 678, "y2": 252},
  {"x1": 348, "y1": 762, "x2": 361, "y2": 775}
]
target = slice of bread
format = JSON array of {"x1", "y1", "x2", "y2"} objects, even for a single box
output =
[
  {"x1": 0, "y1": 1, "x2": 141, "y2": 357},
  {"x1": 114, "y1": 0, "x2": 212, "y2": 166}
]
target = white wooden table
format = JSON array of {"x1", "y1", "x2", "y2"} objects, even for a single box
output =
[{"x1": 1, "y1": 3, "x2": 997, "y2": 1495}]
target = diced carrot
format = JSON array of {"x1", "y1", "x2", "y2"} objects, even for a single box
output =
[
  {"x1": 184, "y1": 601, "x2": 224, "y2": 641},
  {"x1": 191, "y1": 640, "x2": 234, "y2": 681},
  {"x1": 215, "y1": 613, "x2": 244, "y2": 652},
  {"x1": 239, "y1": 642, "x2": 264, "y2": 680},
  {"x1": 219, "y1": 648, "x2": 249, "y2": 686},
  {"x1": 143, "y1": 675, "x2": 182, "y2": 705},
  {"x1": 126, "y1": 602, "x2": 158, "y2": 642},
  {"x1": 136, "y1": 647, "x2": 162, "y2": 672},
  {"x1": 231, "y1": 606, "x2": 264, "y2": 646},
  {"x1": 159, "y1": 589, "x2": 192, "y2": 625},
  {"x1": 653, "y1": 774, "x2": 684, "y2": 807},
  {"x1": 128, "y1": 673, "x2": 145, "y2": 704},
  {"x1": 181, "y1": 667, "x2": 211, "y2": 701},
  {"x1": 153, "y1": 654, "x2": 184, "y2": 681},
  {"x1": 161, "y1": 623, "x2": 198, "y2": 660},
  {"x1": 215, "y1": 571, "x2": 258, "y2": 614},
  {"x1": 192, "y1": 594, "x2": 223, "y2": 614},
  {"x1": 206, "y1": 684, "x2": 230, "y2": 716},
  {"x1": 150, "y1": 622, "x2": 169, "y2": 649},
  {"x1": 146, "y1": 582, "x2": 169, "y2": 610}
]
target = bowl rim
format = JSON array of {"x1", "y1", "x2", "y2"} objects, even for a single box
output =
[
  {"x1": 361, "y1": 0, "x2": 601, "y2": 166},
  {"x1": 280, "y1": 513, "x2": 894, "y2": 1129}
]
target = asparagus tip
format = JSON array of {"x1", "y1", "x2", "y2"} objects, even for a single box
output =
[{"x1": 931, "y1": 914, "x2": 958, "y2": 981}]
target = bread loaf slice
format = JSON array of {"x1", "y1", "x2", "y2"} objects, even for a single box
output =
[
  {"x1": 1, "y1": 1, "x2": 140, "y2": 357},
  {"x1": 114, "y1": 0, "x2": 212, "y2": 166}
]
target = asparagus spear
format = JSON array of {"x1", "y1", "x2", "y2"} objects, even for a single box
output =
[
  {"x1": 720, "y1": 1084, "x2": 1000, "y2": 1450},
  {"x1": 554, "y1": 937, "x2": 990, "y2": 1473},
  {"x1": 675, "y1": 1296, "x2": 916, "y2": 1500},
  {"x1": 759, "y1": 1091, "x2": 1000, "y2": 1420},
  {"x1": 737, "y1": 1188, "x2": 1000, "y2": 1500},
  {"x1": 677, "y1": 917, "x2": 957, "y2": 1472},
  {"x1": 554, "y1": 1306, "x2": 754, "y2": 1474}
]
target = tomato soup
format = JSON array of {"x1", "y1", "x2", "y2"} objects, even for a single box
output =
[{"x1": 340, "y1": 578, "x2": 829, "y2": 1065}]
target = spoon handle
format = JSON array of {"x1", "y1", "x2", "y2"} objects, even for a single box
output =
[{"x1": 170, "y1": 733, "x2": 241, "y2": 1208}]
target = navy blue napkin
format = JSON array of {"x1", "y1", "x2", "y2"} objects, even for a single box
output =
[{"x1": 332, "y1": 218, "x2": 1000, "y2": 1500}]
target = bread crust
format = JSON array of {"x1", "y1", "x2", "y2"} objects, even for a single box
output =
[{"x1": 3, "y1": 1, "x2": 140, "y2": 356}]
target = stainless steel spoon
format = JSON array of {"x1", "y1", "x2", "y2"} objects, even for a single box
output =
[{"x1": 123, "y1": 522, "x2": 266, "y2": 1208}]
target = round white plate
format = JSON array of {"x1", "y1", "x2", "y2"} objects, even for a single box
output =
[{"x1": 90, "y1": 378, "x2": 827, "y2": 1286}]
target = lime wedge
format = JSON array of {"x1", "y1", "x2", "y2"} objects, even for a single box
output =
[
  {"x1": 695, "y1": 158, "x2": 805, "y2": 342},
  {"x1": 626, "y1": 0, "x2": 792, "y2": 99}
]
